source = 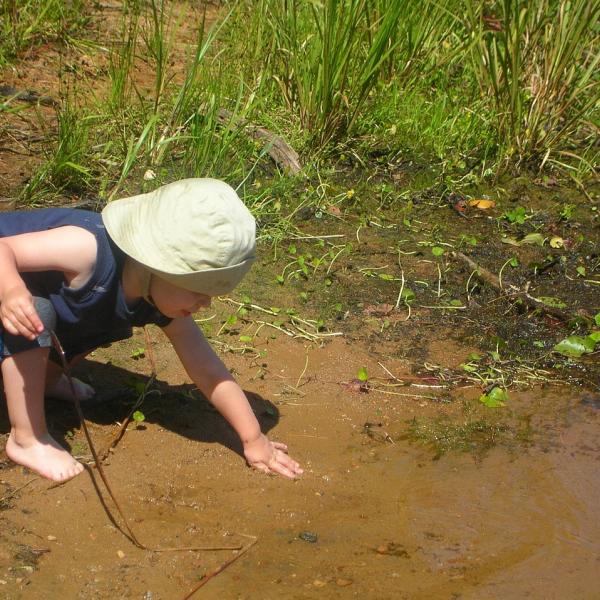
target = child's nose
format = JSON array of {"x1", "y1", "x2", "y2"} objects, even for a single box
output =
[{"x1": 194, "y1": 296, "x2": 211, "y2": 310}]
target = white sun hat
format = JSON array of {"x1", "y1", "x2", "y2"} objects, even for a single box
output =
[{"x1": 102, "y1": 178, "x2": 256, "y2": 296}]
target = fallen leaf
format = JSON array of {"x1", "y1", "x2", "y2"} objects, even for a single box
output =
[
  {"x1": 363, "y1": 303, "x2": 394, "y2": 316},
  {"x1": 549, "y1": 236, "x2": 564, "y2": 248},
  {"x1": 340, "y1": 379, "x2": 369, "y2": 393},
  {"x1": 468, "y1": 198, "x2": 496, "y2": 209}
]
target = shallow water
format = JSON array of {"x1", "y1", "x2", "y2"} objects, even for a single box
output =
[{"x1": 1, "y1": 335, "x2": 599, "y2": 599}]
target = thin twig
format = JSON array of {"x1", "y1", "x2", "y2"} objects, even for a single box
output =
[{"x1": 181, "y1": 535, "x2": 258, "y2": 599}]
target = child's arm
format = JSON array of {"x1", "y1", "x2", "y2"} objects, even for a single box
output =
[
  {"x1": 0, "y1": 228, "x2": 97, "y2": 339},
  {"x1": 162, "y1": 316, "x2": 303, "y2": 479},
  {"x1": 0, "y1": 240, "x2": 44, "y2": 339}
]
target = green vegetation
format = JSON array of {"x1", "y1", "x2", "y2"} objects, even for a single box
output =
[{"x1": 1, "y1": 0, "x2": 597, "y2": 205}]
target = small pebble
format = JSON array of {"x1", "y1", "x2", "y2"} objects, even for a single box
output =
[
  {"x1": 313, "y1": 579, "x2": 327, "y2": 588},
  {"x1": 299, "y1": 531, "x2": 318, "y2": 543},
  {"x1": 47, "y1": 535, "x2": 57, "y2": 541},
  {"x1": 117, "y1": 550, "x2": 125, "y2": 559},
  {"x1": 336, "y1": 578, "x2": 353, "y2": 587}
]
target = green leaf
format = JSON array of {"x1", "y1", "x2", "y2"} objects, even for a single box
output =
[
  {"x1": 400, "y1": 288, "x2": 415, "y2": 303},
  {"x1": 553, "y1": 335, "x2": 596, "y2": 358},
  {"x1": 509, "y1": 257, "x2": 519, "y2": 267},
  {"x1": 587, "y1": 331, "x2": 600, "y2": 343},
  {"x1": 460, "y1": 363, "x2": 478, "y2": 372},
  {"x1": 501, "y1": 236, "x2": 520, "y2": 246},
  {"x1": 467, "y1": 352, "x2": 483, "y2": 361},
  {"x1": 133, "y1": 410, "x2": 145, "y2": 423},
  {"x1": 378, "y1": 273, "x2": 395, "y2": 281},
  {"x1": 594, "y1": 313, "x2": 600, "y2": 327},
  {"x1": 357, "y1": 367, "x2": 368, "y2": 382},
  {"x1": 576, "y1": 266, "x2": 586, "y2": 277},
  {"x1": 431, "y1": 246, "x2": 445, "y2": 257},
  {"x1": 239, "y1": 335, "x2": 253, "y2": 344},
  {"x1": 537, "y1": 296, "x2": 567, "y2": 309},
  {"x1": 479, "y1": 387, "x2": 508, "y2": 408},
  {"x1": 520, "y1": 233, "x2": 545, "y2": 246},
  {"x1": 130, "y1": 347, "x2": 145, "y2": 359},
  {"x1": 276, "y1": 275, "x2": 285, "y2": 284}
]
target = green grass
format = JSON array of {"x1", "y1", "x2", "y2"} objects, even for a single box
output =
[
  {"x1": 0, "y1": 0, "x2": 88, "y2": 66},
  {"x1": 6, "y1": 0, "x2": 600, "y2": 207}
]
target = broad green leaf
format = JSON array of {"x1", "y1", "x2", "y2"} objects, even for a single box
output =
[
  {"x1": 501, "y1": 236, "x2": 520, "y2": 246},
  {"x1": 520, "y1": 233, "x2": 545, "y2": 246},
  {"x1": 594, "y1": 313, "x2": 600, "y2": 327},
  {"x1": 537, "y1": 296, "x2": 567, "y2": 309},
  {"x1": 239, "y1": 335, "x2": 253, "y2": 343},
  {"x1": 553, "y1": 336, "x2": 596, "y2": 358},
  {"x1": 587, "y1": 331, "x2": 600, "y2": 343},
  {"x1": 432, "y1": 246, "x2": 445, "y2": 257},
  {"x1": 576, "y1": 266, "x2": 586, "y2": 277},
  {"x1": 400, "y1": 288, "x2": 415, "y2": 303},
  {"x1": 133, "y1": 410, "x2": 145, "y2": 423},
  {"x1": 357, "y1": 367, "x2": 369, "y2": 382},
  {"x1": 479, "y1": 387, "x2": 507, "y2": 408}
]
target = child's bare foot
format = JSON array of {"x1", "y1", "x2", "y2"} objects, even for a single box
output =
[
  {"x1": 46, "y1": 373, "x2": 95, "y2": 403},
  {"x1": 6, "y1": 431, "x2": 84, "y2": 482}
]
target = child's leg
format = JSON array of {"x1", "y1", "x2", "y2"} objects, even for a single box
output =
[
  {"x1": 45, "y1": 353, "x2": 95, "y2": 403},
  {"x1": 3, "y1": 347, "x2": 84, "y2": 482}
]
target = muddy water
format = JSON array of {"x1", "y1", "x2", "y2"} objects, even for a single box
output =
[{"x1": 1, "y1": 335, "x2": 599, "y2": 599}]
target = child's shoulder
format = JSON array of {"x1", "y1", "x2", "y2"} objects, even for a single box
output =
[{"x1": 0, "y1": 208, "x2": 103, "y2": 238}]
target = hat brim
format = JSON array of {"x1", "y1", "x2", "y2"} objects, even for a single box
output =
[
  {"x1": 102, "y1": 184, "x2": 256, "y2": 297},
  {"x1": 147, "y1": 258, "x2": 255, "y2": 297}
]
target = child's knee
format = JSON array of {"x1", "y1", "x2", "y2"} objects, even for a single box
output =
[{"x1": 1, "y1": 297, "x2": 57, "y2": 360}]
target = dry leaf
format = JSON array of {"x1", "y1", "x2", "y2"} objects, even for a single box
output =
[{"x1": 468, "y1": 198, "x2": 496, "y2": 209}]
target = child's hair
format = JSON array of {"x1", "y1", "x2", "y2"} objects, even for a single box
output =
[{"x1": 102, "y1": 178, "x2": 256, "y2": 296}]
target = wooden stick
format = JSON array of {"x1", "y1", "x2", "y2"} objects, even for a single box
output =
[
  {"x1": 452, "y1": 251, "x2": 584, "y2": 322},
  {"x1": 181, "y1": 536, "x2": 258, "y2": 599},
  {"x1": 217, "y1": 108, "x2": 301, "y2": 174}
]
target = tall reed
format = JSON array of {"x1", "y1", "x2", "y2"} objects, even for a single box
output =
[
  {"x1": 463, "y1": 0, "x2": 600, "y2": 167},
  {"x1": 263, "y1": 0, "x2": 406, "y2": 147}
]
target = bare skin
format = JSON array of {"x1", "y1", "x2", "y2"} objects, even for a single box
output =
[
  {"x1": 0, "y1": 227, "x2": 96, "y2": 482},
  {"x1": 2, "y1": 347, "x2": 84, "y2": 482},
  {"x1": 0, "y1": 226, "x2": 302, "y2": 482}
]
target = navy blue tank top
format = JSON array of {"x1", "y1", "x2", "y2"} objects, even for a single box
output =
[{"x1": 0, "y1": 208, "x2": 171, "y2": 356}]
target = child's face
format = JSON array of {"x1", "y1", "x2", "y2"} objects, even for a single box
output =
[{"x1": 149, "y1": 277, "x2": 212, "y2": 318}]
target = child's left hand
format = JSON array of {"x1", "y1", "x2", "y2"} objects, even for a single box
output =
[{"x1": 243, "y1": 433, "x2": 303, "y2": 479}]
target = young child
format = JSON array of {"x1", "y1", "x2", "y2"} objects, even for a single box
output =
[{"x1": 0, "y1": 178, "x2": 303, "y2": 483}]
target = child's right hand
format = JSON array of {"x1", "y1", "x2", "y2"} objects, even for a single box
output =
[
  {"x1": 244, "y1": 433, "x2": 303, "y2": 479},
  {"x1": 0, "y1": 285, "x2": 44, "y2": 340}
]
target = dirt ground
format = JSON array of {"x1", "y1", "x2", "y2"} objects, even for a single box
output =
[
  {"x1": 1, "y1": 1, "x2": 600, "y2": 598},
  {"x1": 0, "y1": 327, "x2": 599, "y2": 600}
]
